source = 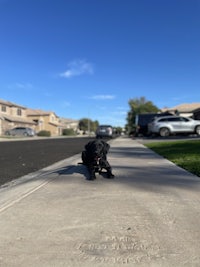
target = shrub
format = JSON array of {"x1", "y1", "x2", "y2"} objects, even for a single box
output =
[
  {"x1": 62, "y1": 128, "x2": 76, "y2": 136},
  {"x1": 37, "y1": 130, "x2": 51, "y2": 137}
]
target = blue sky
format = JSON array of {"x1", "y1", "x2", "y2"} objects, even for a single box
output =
[{"x1": 0, "y1": 0, "x2": 199, "y2": 127}]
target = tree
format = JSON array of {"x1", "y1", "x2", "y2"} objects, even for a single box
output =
[
  {"x1": 114, "y1": 127, "x2": 123, "y2": 135},
  {"x1": 90, "y1": 120, "x2": 99, "y2": 132},
  {"x1": 79, "y1": 118, "x2": 99, "y2": 132},
  {"x1": 126, "y1": 97, "x2": 160, "y2": 133}
]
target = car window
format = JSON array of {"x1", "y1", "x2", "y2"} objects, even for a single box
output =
[
  {"x1": 180, "y1": 117, "x2": 189, "y2": 122},
  {"x1": 158, "y1": 118, "x2": 168, "y2": 122},
  {"x1": 168, "y1": 117, "x2": 182, "y2": 122}
]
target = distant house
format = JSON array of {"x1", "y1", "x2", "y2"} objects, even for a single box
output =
[
  {"x1": 0, "y1": 99, "x2": 36, "y2": 135},
  {"x1": 59, "y1": 117, "x2": 79, "y2": 132},
  {"x1": 26, "y1": 109, "x2": 63, "y2": 136},
  {"x1": 161, "y1": 103, "x2": 200, "y2": 120}
]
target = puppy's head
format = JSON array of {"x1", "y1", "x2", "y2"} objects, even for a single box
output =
[{"x1": 85, "y1": 140, "x2": 105, "y2": 160}]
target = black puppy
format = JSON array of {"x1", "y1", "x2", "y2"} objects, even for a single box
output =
[{"x1": 81, "y1": 139, "x2": 114, "y2": 180}]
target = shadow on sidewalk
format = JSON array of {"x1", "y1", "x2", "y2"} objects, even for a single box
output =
[
  {"x1": 47, "y1": 160, "x2": 200, "y2": 193},
  {"x1": 51, "y1": 164, "x2": 114, "y2": 181}
]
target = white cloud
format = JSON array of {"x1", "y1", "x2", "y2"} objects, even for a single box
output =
[
  {"x1": 62, "y1": 101, "x2": 71, "y2": 107},
  {"x1": 112, "y1": 111, "x2": 127, "y2": 115},
  {"x1": 7, "y1": 82, "x2": 33, "y2": 90},
  {"x1": 43, "y1": 92, "x2": 53, "y2": 97},
  {"x1": 90, "y1": 95, "x2": 116, "y2": 100},
  {"x1": 59, "y1": 59, "x2": 94, "y2": 78}
]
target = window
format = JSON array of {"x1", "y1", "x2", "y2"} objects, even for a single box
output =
[
  {"x1": 158, "y1": 118, "x2": 168, "y2": 122},
  {"x1": 168, "y1": 117, "x2": 182, "y2": 122},
  {"x1": 1, "y1": 105, "x2": 6, "y2": 112},
  {"x1": 17, "y1": 108, "x2": 22, "y2": 116},
  {"x1": 180, "y1": 117, "x2": 189, "y2": 122}
]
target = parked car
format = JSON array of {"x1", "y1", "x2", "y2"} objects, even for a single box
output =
[
  {"x1": 96, "y1": 125, "x2": 113, "y2": 138},
  {"x1": 135, "y1": 112, "x2": 172, "y2": 136},
  {"x1": 5, "y1": 127, "x2": 35, "y2": 137},
  {"x1": 148, "y1": 115, "x2": 200, "y2": 137}
]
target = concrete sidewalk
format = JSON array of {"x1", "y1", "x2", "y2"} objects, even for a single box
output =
[{"x1": 1, "y1": 137, "x2": 200, "y2": 267}]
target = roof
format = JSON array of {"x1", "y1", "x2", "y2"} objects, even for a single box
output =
[
  {"x1": 59, "y1": 118, "x2": 79, "y2": 123},
  {"x1": 26, "y1": 109, "x2": 58, "y2": 117},
  {"x1": 0, "y1": 99, "x2": 26, "y2": 109},
  {"x1": 166, "y1": 103, "x2": 200, "y2": 113},
  {"x1": 1, "y1": 114, "x2": 36, "y2": 124}
]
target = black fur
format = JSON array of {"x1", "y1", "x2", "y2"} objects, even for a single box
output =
[{"x1": 81, "y1": 139, "x2": 114, "y2": 180}]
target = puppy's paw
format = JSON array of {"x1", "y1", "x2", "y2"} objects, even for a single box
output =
[
  {"x1": 107, "y1": 173, "x2": 115, "y2": 179},
  {"x1": 86, "y1": 175, "x2": 96, "y2": 181}
]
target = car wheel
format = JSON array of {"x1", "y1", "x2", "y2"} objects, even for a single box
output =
[
  {"x1": 195, "y1": 125, "x2": 200, "y2": 136},
  {"x1": 159, "y1": 127, "x2": 170, "y2": 137},
  {"x1": 23, "y1": 132, "x2": 28, "y2": 137}
]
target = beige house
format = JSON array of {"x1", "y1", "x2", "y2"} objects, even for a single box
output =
[
  {"x1": 0, "y1": 99, "x2": 36, "y2": 135},
  {"x1": 26, "y1": 109, "x2": 63, "y2": 136},
  {"x1": 59, "y1": 117, "x2": 79, "y2": 132},
  {"x1": 162, "y1": 103, "x2": 200, "y2": 120}
]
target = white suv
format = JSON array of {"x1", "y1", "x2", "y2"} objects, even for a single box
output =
[{"x1": 148, "y1": 115, "x2": 200, "y2": 137}]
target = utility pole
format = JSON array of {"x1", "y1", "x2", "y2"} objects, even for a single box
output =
[{"x1": 87, "y1": 117, "x2": 90, "y2": 136}]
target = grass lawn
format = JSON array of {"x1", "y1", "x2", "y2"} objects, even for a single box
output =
[{"x1": 145, "y1": 140, "x2": 200, "y2": 177}]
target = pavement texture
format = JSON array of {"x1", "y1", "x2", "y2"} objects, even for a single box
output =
[{"x1": 1, "y1": 136, "x2": 200, "y2": 267}]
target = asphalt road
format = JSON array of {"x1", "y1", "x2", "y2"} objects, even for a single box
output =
[{"x1": 0, "y1": 137, "x2": 93, "y2": 186}]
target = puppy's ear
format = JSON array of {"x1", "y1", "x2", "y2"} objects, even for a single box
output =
[
  {"x1": 104, "y1": 143, "x2": 110, "y2": 153},
  {"x1": 85, "y1": 141, "x2": 92, "y2": 150}
]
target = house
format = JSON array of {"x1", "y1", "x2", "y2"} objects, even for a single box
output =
[
  {"x1": 161, "y1": 103, "x2": 200, "y2": 120},
  {"x1": 26, "y1": 109, "x2": 63, "y2": 136},
  {"x1": 59, "y1": 117, "x2": 79, "y2": 133},
  {"x1": 0, "y1": 98, "x2": 80, "y2": 136},
  {"x1": 0, "y1": 99, "x2": 36, "y2": 135}
]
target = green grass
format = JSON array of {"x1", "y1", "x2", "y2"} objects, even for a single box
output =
[{"x1": 146, "y1": 140, "x2": 200, "y2": 177}]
